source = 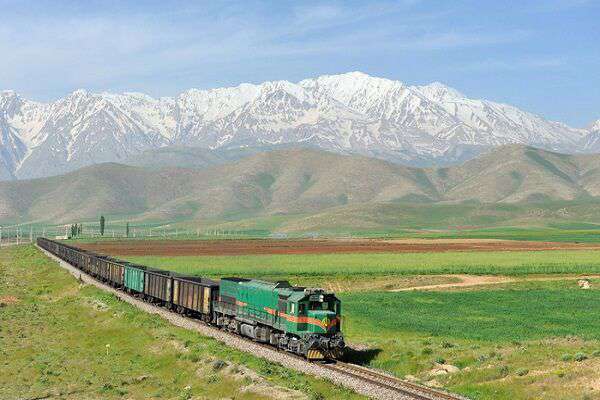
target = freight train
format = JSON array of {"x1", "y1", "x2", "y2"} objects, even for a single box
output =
[{"x1": 37, "y1": 238, "x2": 345, "y2": 360}]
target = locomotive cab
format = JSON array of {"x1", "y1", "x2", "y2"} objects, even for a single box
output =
[
  {"x1": 297, "y1": 291, "x2": 341, "y2": 334},
  {"x1": 294, "y1": 289, "x2": 345, "y2": 360}
]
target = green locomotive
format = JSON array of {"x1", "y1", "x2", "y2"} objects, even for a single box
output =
[{"x1": 215, "y1": 277, "x2": 345, "y2": 360}]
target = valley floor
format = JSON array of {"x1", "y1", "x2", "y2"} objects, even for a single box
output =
[{"x1": 86, "y1": 237, "x2": 600, "y2": 400}]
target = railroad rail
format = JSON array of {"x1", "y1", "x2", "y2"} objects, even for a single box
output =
[
  {"x1": 37, "y1": 243, "x2": 469, "y2": 400},
  {"x1": 325, "y1": 361, "x2": 468, "y2": 400}
]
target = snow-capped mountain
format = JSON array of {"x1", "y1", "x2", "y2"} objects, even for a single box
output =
[{"x1": 0, "y1": 72, "x2": 595, "y2": 180}]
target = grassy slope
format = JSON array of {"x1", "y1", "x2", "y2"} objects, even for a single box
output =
[
  {"x1": 7, "y1": 146, "x2": 600, "y2": 232},
  {"x1": 0, "y1": 245, "x2": 361, "y2": 400},
  {"x1": 270, "y1": 200, "x2": 600, "y2": 234}
]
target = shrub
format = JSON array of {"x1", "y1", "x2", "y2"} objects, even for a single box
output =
[
  {"x1": 422, "y1": 347, "x2": 433, "y2": 355},
  {"x1": 574, "y1": 353, "x2": 588, "y2": 362},
  {"x1": 435, "y1": 357, "x2": 446, "y2": 364},
  {"x1": 310, "y1": 392, "x2": 326, "y2": 400},
  {"x1": 561, "y1": 354, "x2": 572, "y2": 361},
  {"x1": 211, "y1": 359, "x2": 226, "y2": 371},
  {"x1": 187, "y1": 353, "x2": 200, "y2": 363},
  {"x1": 515, "y1": 368, "x2": 529, "y2": 376},
  {"x1": 441, "y1": 341, "x2": 455, "y2": 349}
]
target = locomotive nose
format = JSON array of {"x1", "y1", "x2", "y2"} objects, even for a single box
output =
[{"x1": 308, "y1": 310, "x2": 339, "y2": 332}]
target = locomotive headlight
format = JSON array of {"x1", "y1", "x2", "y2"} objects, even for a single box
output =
[{"x1": 319, "y1": 295, "x2": 324, "y2": 302}]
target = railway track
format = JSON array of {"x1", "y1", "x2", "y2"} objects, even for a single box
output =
[
  {"x1": 250, "y1": 340, "x2": 468, "y2": 400},
  {"x1": 325, "y1": 361, "x2": 468, "y2": 400},
  {"x1": 37, "y1": 244, "x2": 469, "y2": 400}
]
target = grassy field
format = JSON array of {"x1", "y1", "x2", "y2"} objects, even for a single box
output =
[
  {"x1": 341, "y1": 280, "x2": 600, "y2": 399},
  {"x1": 126, "y1": 249, "x2": 600, "y2": 281},
  {"x1": 14, "y1": 237, "x2": 600, "y2": 399},
  {"x1": 122, "y1": 250, "x2": 600, "y2": 399},
  {"x1": 0, "y1": 245, "x2": 362, "y2": 400}
]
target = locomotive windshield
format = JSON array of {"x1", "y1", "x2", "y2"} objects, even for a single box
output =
[{"x1": 309, "y1": 301, "x2": 333, "y2": 311}]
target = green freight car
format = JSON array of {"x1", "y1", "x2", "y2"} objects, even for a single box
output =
[
  {"x1": 123, "y1": 263, "x2": 145, "y2": 293},
  {"x1": 214, "y1": 278, "x2": 344, "y2": 360}
]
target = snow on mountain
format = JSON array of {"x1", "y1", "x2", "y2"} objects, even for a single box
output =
[
  {"x1": 182, "y1": 80, "x2": 373, "y2": 152},
  {"x1": 580, "y1": 119, "x2": 600, "y2": 152},
  {"x1": 0, "y1": 72, "x2": 593, "y2": 180},
  {"x1": 10, "y1": 90, "x2": 168, "y2": 179},
  {"x1": 416, "y1": 83, "x2": 584, "y2": 148},
  {"x1": 414, "y1": 82, "x2": 465, "y2": 103}
]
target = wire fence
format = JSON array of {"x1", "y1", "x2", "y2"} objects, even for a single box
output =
[{"x1": 0, "y1": 221, "x2": 285, "y2": 247}]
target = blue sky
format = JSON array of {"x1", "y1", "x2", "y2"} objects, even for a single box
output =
[{"x1": 1, "y1": 0, "x2": 598, "y2": 126}]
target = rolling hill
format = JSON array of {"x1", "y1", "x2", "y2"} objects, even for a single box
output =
[{"x1": 3, "y1": 145, "x2": 600, "y2": 229}]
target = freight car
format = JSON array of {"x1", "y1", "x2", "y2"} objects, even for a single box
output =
[{"x1": 37, "y1": 237, "x2": 345, "y2": 360}]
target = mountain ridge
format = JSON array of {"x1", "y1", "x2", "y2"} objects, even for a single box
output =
[
  {"x1": 1, "y1": 72, "x2": 597, "y2": 180},
  {"x1": 3, "y1": 145, "x2": 600, "y2": 226}
]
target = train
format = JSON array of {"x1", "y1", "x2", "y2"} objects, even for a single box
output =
[{"x1": 37, "y1": 237, "x2": 345, "y2": 360}]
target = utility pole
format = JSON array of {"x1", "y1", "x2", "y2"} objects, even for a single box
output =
[
  {"x1": 0, "y1": 226, "x2": 2, "y2": 246},
  {"x1": 29, "y1": 227, "x2": 33, "y2": 242}
]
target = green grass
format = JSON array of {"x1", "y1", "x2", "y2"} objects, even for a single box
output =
[
  {"x1": 409, "y1": 226, "x2": 600, "y2": 242},
  {"x1": 126, "y1": 249, "x2": 600, "y2": 280},
  {"x1": 340, "y1": 280, "x2": 600, "y2": 399},
  {"x1": 342, "y1": 280, "x2": 600, "y2": 342},
  {"x1": 0, "y1": 245, "x2": 362, "y2": 400}
]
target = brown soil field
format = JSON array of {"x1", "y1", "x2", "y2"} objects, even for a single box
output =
[{"x1": 75, "y1": 238, "x2": 600, "y2": 257}]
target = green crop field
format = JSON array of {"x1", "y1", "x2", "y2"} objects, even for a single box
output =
[
  {"x1": 340, "y1": 280, "x2": 600, "y2": 400},
  {"x1": 126, "y1": 249, "x2": 600, "y2": 281},
  {"x1": 0, "y1": 245, "x2": 361, "y2": 400}
]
